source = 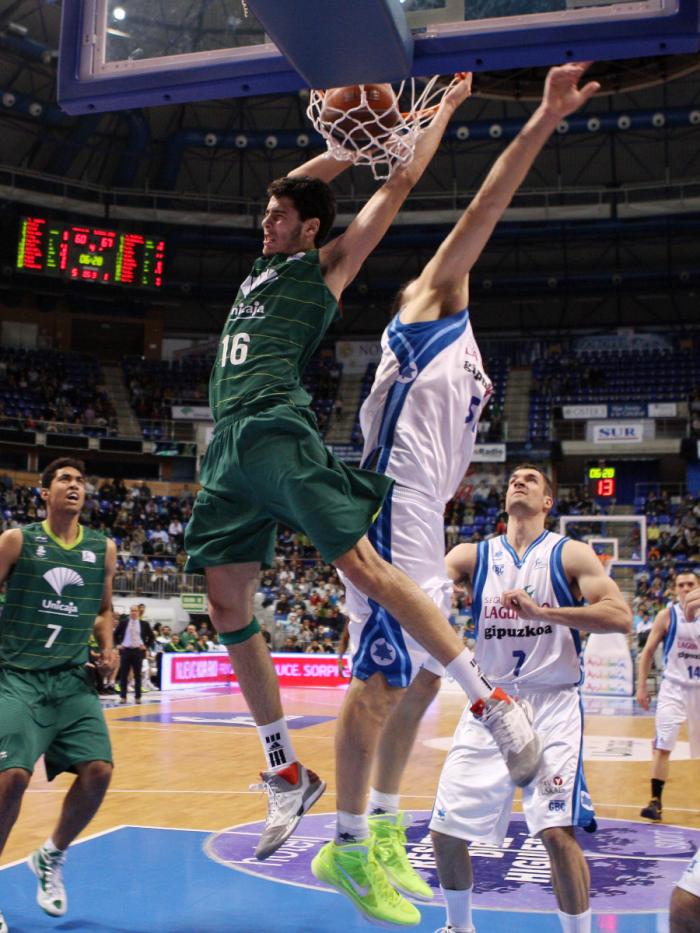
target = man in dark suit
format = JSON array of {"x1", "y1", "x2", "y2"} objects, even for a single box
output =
[{"x1": 114, "y1": 604, "x2": 154, "y2": 704}]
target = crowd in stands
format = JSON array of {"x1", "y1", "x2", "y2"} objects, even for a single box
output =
[
  {"x1": 5, "y1": 468, "x2": 700, "y2": 663},
  {"x1": 630, "y1": 491, "x2": 700, "y2": 647},
  {"x1": 0, "y1": 348, "x2": 117, "y2": 436},
  {"x1": 122, "y1": 346, "x2": 342, "y2": 439}
]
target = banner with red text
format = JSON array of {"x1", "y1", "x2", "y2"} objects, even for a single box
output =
[{"x1": 160, "y1": 652, "x2": 351, "y2": 690}]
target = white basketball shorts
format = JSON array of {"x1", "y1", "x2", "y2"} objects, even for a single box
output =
[
  {"x1": 342, "y1": 484, "x2": 450, "y2": 687},
  {"x1": 678, "y1": 849, "x2": 700, "y2": 898},
  {"x1": 654, "y1": 678, "x2": 700, "y2": 756},
  {"x1": 430, "y1": 686, "x2": 595, "y2": 843}
]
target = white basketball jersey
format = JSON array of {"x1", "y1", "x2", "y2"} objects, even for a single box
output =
[
  {"x1": 359, "y1": 308, "x2": 492, "y2": 504},
  {"x1": 471, "y1": 531, "x2": 583, "y2": 688},
  {"x1": 662, "y1": 602, "x2": 700, "y2": 687}
]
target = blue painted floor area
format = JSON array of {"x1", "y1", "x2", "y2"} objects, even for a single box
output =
[{"x1": 1, "y1": 826, "x2": 670, "y2": 932}]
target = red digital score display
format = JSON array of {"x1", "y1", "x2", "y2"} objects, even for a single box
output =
[
  {"x1": 16, "y1": 217, "x2": 165, "y2": 289},
  {"x1": 588, "y1": 467, "x2": 617, "y2": 498},
  {"x1": 595, "y1": 478, "x2": 616, "y2": 497}
]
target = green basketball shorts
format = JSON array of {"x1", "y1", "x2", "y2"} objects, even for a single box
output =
[
  {"x1": 185, "y1": 403, "x2": 392, "y2": 569},
  {"x1": 0, "y1": 666, "x2": 113, "y2": 781}
]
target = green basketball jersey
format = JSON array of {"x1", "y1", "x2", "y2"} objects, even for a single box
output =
[
  {"x1": 0, "y1": 521, "x2": 107, "y2": 671},
  {"x1": 209, "y1": 249, "x2": 339, "y2": 422}
]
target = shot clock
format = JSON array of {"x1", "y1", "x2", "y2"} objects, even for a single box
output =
[{"x1": 588, "y1": 466, "x2": 616, "y2": 498}]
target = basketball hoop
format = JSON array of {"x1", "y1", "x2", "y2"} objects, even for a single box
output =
[
  {"x1": 307, "y1": 75, "x2": 464, "y2": 181},
  {"x1": 597, "y1": 553, "x2": 615, "y2": 577}
]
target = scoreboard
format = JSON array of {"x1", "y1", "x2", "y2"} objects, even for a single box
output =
[
  {"x1": 588, "y1": 466, "x2": 616, "y2": 498},
  {"x1": 16, "y1": 216, "x2": 165, "y2": 288}
]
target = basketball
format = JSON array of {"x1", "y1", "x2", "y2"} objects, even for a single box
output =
[{"x1": 320, "y1": 83, "x2": 400, "y2": 149}]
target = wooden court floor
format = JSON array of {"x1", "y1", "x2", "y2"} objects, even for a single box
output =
[
  {"x1": 5, "y1": 682, "x2": 699, "y2": 865},
  {"x1": 0, "y1": 688, "x2": 700, "y2": 933}
]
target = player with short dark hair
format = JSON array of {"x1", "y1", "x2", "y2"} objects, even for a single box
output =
[
  {"x1": 184, "y1": 76, "x2": 544, "y2": 894},
  {"x1": 0, "y1": 458, "x2": 117, "y2": 932},
  {"x1": 430, "y1": 465, "x2": 631, "y2": 933}
]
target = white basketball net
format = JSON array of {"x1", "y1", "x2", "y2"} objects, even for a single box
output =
[{"x1": 307, "y1": 76, "x2": 461, "y2": 180}]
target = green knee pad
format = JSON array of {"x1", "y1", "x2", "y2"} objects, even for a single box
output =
[{"x1": 219, "y1": 617, "x2": 261, "y2": 646}]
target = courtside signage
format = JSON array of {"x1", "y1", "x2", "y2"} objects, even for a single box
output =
[{"x1": 160, "y1": 652, "x2": 351, "y2": 690}]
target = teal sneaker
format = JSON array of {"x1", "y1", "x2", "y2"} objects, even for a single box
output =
[
  {"x1": 311, "y1": 839, "x2": 421, "y2": 927},
  {"x1": 369, "y1": 812, "x2": 433, "y2": 901},
  {"x1": 28, "y1": 845, "x2": 67, "y2": 916}
]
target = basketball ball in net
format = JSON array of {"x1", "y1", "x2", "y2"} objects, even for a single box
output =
[{"x1": 320, "y1": 84, "x2": 400, "y2": 149}]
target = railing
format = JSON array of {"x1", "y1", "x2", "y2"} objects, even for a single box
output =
[
  {"x1": 3, "y1": 162, "x2": 700, "y2": 223},
  {"x1": 114, "y1": 571, "x2": 207, "y2": 596}
]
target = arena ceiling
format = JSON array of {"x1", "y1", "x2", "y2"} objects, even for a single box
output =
[{"x1": 1, "y1": 1, "x2": 700, "y2": 337}]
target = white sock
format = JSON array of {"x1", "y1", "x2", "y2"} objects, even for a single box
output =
[
  {"x1": 368, "y1": 788, "x2": 400, "y2": 815},
  {"x1": 257, "y1": 717, "x2": 296, "y2": 773},
  {"x1": 446, "y1": 649, "x2": 492, "y2": 702},
  {"x1": 557, "y1": 908, "x2": 592, "y2": 933},
  {"x1": 442, "y1": 885, "x2": 473, "y2": 932},
  {"x1": 336, "y1": 810, "x2": 370, "y2": 844},
  {"x1": 43, "y1": 837, "x2": 63, "y2": 853}
]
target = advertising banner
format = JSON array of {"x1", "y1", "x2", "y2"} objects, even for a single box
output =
[
  {"x1": 562, "y1": 404, "x2": 608, "y2": 420},
  {"x1": 608, "y1": 403, "x2": 646, "y2": 419},
  {"x1": 472, "y1": 443, "x2": 506, "y2": 463},
  {"x1": 161, "y1": 652, "x2": 351, "y2": 690},
  {"x1": 172, "y1": 405, "x2": 213, "y2": 421},
  {"x1": 648, "y1": 402, "x2": 678, "y2": 417},
  {"x1": 591, "y1": 423, "x2": 645, "y2": 444},
  {"x1": 335, "y1": 340, "x2": 382, "y2": 374}
]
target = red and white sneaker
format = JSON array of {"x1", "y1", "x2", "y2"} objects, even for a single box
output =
[
  {"x1": 471, "y1": 688, "x2": 543, "y2": 787},
  {"x1": 251, "y1": 762, "x2": 326, "y2": 860}
]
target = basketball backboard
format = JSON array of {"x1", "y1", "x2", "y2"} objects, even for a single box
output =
[
  {"x1": 58, "y1": 0, "x2": 700, "y2": 114},
  {"x1": 559, "y1": 515, "x2": 647, "y2": 566}
]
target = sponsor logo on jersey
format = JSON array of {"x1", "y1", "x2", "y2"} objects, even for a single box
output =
[
  {"x1": 463, "y1": 359, "x2": 493, "y2": 394},
  {"x1": 36, "y1": 545, "x2": 47, "y2": 557},
  {"x1": 228, "y1": 299, "x2": 265, "y2": 320},
  {"x1": 43, "y1": 566, "x2": 84, "y2": 597},
  {"x1": 370, "y1": 638, "x2": 397, "y2": 666},
  {"x1": 539, "y1": 775, "x2": 565, "y2": 796},
  {"x1": 493, "y1": 564, "x2": 504, "y2": 576},
  {"x1": 396, "y1": 361, "x2": 418, "y2": 384},
  {"x1": 483, "y1": 622, "x2": 554, "y2": 639},
  {"x1": 81, "y1": 550, "x2": 96, "y2": 563},
  {"x1": 549, "y1": 800, "x2": 566, "y2": 812},
  {"x1": 41, "y1": 599, "x2": 79, "y2": 616},
  {"x1": 534, "y1": 557, "x2": 547, "y2": 570},
  {"x1": 239, "y1": 268, "x2": 278, "y2": 298}
]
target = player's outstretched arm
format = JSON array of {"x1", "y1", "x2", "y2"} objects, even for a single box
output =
[
  {"x1": 401, "y1": 62, "x2": 601, "y2": 321},
  {"x1": 501, "y1": 539, "x2": 631, "y2": 634},
  {"x1": 319, "y1": 74, "x2": 474, "y2": 299},
  {"x1": 636, "y1": 608, "x2": 669, "y2": 709},
  {"x1": 288, "y1": 152, "x2": 353, "y2": 184},
  {"x1": 0, "y1": 528, "x2": 22, "y2": 587}
]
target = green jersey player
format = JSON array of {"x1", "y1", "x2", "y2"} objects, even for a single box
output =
[
  {"x1": 184, "y1": 75, "x2": 542, "y2": 924},
  {"x1": 0, "y1": 458, "x2": 117, "y2": 933}
]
